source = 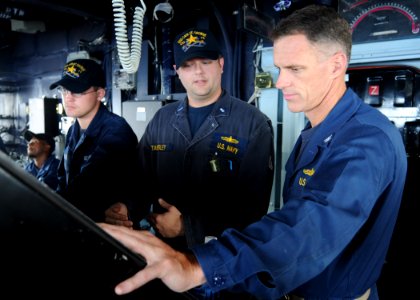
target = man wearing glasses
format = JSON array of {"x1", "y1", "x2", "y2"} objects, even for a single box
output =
[{"x1": 50, "y1": 58, "x2": 139, "y2": 222}]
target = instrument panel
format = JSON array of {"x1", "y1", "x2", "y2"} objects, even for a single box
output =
[{"x1": 338, "y1": 0, "x2": 420, "y2": 44}]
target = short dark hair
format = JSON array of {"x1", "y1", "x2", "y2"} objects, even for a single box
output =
[{"x1": 271, "y1": 5, "x2": 352, "y2": 60}]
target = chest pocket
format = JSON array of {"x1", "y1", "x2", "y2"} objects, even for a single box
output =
[
  {"x1": 209, "y1": 133, "x2": 247, "y2": 177},
  {"x1": 209, "y1": 154, "x2": 239, "y2": 175}
]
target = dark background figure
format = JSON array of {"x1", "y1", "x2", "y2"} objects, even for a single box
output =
[{"x1": 23, "y1": 130, "x2": 59, "y2": 190}]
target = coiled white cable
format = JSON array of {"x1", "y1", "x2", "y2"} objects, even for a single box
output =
[{"x1": 112, "y1": 0, "x2": 146, "y2": 74}]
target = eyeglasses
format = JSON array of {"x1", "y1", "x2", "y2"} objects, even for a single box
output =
[{"x1": 57, "y1": 87, "x2": 97, "y2": 98}]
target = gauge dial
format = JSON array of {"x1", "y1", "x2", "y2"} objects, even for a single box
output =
[{"x1": 338, "y1": 0, "x2": 420, "y2": 44}]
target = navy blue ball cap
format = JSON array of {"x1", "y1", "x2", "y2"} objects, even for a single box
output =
[
  {"x1": 173, "y1": 28, "x2": 222, "y2": 69},
  {"x1": 49, "y1": 59, "x2": 105, "y2": 93}
]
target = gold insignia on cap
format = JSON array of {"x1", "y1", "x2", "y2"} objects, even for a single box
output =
[
  {"x1": 177, "y1": 30, "x2": 207, "y2": 52},
  {"x1": 186, "y1": 34, "x2": 198, "y2": 45},
  {"x1": 63, "y1": 62, "x2": 86, "y2": 78}
]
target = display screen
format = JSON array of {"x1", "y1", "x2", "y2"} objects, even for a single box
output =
[{"x1": 0, "y1": 151, "x2": 146, "y2": 298}]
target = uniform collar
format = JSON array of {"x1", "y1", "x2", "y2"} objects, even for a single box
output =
[{"x1": 175, "y1": 89, "x2": 231, "y2": 118}]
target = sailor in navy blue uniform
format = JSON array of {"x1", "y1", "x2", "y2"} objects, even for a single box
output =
[{"x1": 50, "y1": 59, "x2": 138, "y2": 222}]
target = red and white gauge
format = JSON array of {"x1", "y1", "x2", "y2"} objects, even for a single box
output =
[{"x1": 338, "y1": 0, "x2": 420, "y2": 44}]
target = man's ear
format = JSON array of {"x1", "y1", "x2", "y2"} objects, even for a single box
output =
[
  {"x1": 331, "y1": 51, "x2": 347, "y2": 78},
  {"x1": 44, "y1": 143, "x2": 51, "y2": 153},
  {"x1": 97, "y1": 87, "x2": 106, "y2": 100},
  {"x1": 173, "y1": 64, "x2": 179, "y2": 74},
  {"x1": 218, "y1": 56, "x2": 225, "y2": 71}
]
